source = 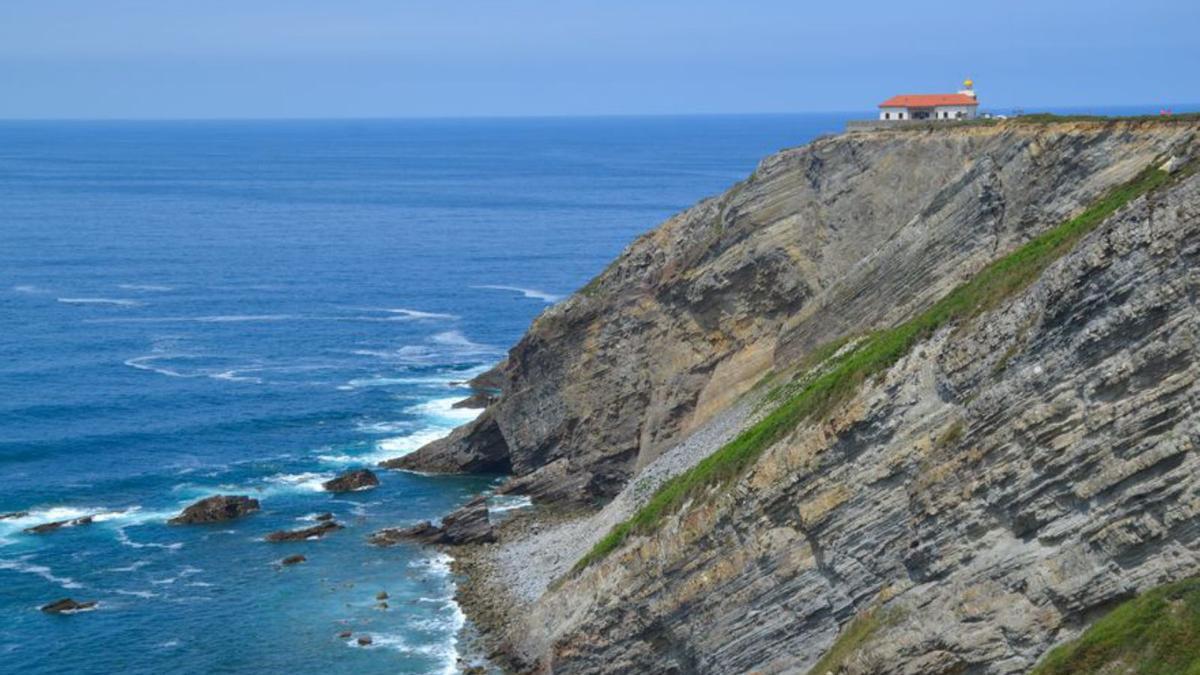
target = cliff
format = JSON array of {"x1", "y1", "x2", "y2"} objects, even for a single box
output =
[
  {"x1": 397, "y1": 118, "x2": 1197, "y2": 506},
  {"x1": 392, "y1": 116, "x2": 1200, "y2": 673}
]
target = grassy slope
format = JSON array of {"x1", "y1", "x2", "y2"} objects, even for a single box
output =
[
  {"x1": 1032, "y1": 576, "x2": 1200, "y2": 675},
  {"x1": 572, "y1": 157, "x2": 1181, "y2": 574}
]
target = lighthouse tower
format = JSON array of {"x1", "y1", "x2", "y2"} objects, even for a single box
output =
[{"x1": 958, "y1": 78, "x2": 977, "y2": 100}]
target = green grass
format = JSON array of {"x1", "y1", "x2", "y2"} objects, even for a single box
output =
[
  {"x1": 571, "y1": 159, "x2": 1179, "y2": 574},
  {"x1": 806, "y1": 607, "x2": 900, "y2": 675},
  {"x1": 1033, "y1": 576, "x2": 1200, "y2": 675}
]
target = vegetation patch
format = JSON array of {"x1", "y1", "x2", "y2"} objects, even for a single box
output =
[
  {"x1": 1032, "y1": 576, "x2": 1200, "y2": 675},
  {"x1": 805, "y1": 606, "x2": 901, "y2": 675},
  {"x1": 573, "y1": 158, "x2": 1181, "y2": 574}
]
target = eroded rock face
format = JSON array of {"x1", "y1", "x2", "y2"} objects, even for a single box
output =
[
  {"x1": 322, "y1": 469, "x2": 379, "y2": 492},
  {"x1": 505, "y1": 148, "x2": 1200, "y2": 673},
  {"x1": 168, "y1": 495, "x2": 260, "y2": 525},
  {"x1": 381, "y1": 410, "x2": 510, "y2": 474},
  {"x1": 264, "y1": 521, "x2": 343, "y2": 542},
  {"x1": 399, "y1": 119, "x2": 1200, "y2": 506}
]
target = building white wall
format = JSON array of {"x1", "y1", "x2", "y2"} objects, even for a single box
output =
[{"x1": 879, "y1": 105, "x2": 978, "y2": 121}]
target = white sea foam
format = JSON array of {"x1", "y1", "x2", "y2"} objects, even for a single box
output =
[
  {"x1": 472, "y1": 284, "x2": 563, "y2": 303},
  {"x1": 117, "y1": 283, "x2": 174, "y2": 292},
  {"x1": 12, "y1": 284, "x2": 45, "y2": 294},
  {"x1": 57, "y1": 297, "x2": 142, "y2": 307},
  {"x1": 106, "y1": 560, "x2": 151, "y2": 573},
  {"x1": 488, "y1": 494, "x2": 533, "y2": 515},
  {"x1": 89, "y1": 314, "x2": 296, "y2": 324},
  {"x1": 263, "y1": 472, "x2": 335, "y2": 493},
  {"x1": 385, "y1": 308, "x2": 459, "y2": 320},
  {"x1": 0, "y1": 557, "x2": 83, "y2": 589},
  {"x1": 407, "y1": 397, "x2": 482, "y2": 425},
  {"x1": 114, "y1": 589, "x2": 157, "y2": 599}
]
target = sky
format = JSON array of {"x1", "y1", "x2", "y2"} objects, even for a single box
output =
[{"x1": 0, "y1": 0, "x2": 1196, "y2": 119}]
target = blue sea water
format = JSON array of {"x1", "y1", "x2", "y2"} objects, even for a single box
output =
[{"x1": 0, "y1": 114, "x2": 854, "y2": 674}]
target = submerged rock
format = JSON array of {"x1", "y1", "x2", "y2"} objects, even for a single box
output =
[
  {"x1": 40, "y1": 598, "x2": 97, "y2": 614},
  {"x1": 337, "y1": 631, "x2": 352, "y2": 639},
  {"x1": 321, "y1": 469, "x2": 379, "y2": 493},
  {"x1": 315, "y1": 512, "x2": 335, "y2": 522},
  {"x1": 281, "y1": 554, "x2": 307, "y2": 566},
  {"x1": 375, "y1": 591, "x2": 389, "y2": 600},
  {"x1": 25, "y1": 516, "x2": 93, "y2": 534},
  {"x1": 0, "y1": 511, "x2": 29, "y2": 520},
  {"x1": 265, "y1": 521, "x2": 343, "y2": 542},
  {"x1": 168, "y1": 495, "x2": 260, "y2": 525}
]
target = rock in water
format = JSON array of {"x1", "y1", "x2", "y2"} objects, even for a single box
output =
[
  {"x1": 25, "y1": 516, "x2": 93, "y2": 534},
  {"x1": 280, "y1": 554, "x2": 307, "y2": 566},
  {"x1": 168, "y1": 495, "x2": 260, "y2": 525},
  {"x1": 337, "y1": 631, "x2": 352, "y2": 639},
  {"x1": 321, "y1": 469, "x2": 379, "y2": 493},
  {"x1": 375, "y1": 591, "x2": 388, "y2": 600},
  {"x1": 369, "y1": 521, "x2": 443, "y2": 547},
  {"x1": 440, "y1": 496, "x2": 495, "y2": 544},
  {"x1": 40, "y1": 598, "x2": 97, "y2": 613},
  {"x1": 264, "y1": 521, "x2": 344, "y2": 542},
  {"x1": 314, "y1": 512, "x2": 334, "y2": 521},
  {"x1": 369, "y1": 495, "x2": 495, "y2": 546},
  {"x1": 357, "y1": 635, "x2": 373, "y2": 646},
  {"x1": 0, "y1": 511, "x2": 29, "y2": 520}
]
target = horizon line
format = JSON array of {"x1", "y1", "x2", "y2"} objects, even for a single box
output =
[{"x1": 0, "y1": 102, "x2": 1196, "y2": 124}]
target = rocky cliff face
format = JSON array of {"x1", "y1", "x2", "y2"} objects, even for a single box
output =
[
  {"x1": 409, "y1": 117, "x2": 1200, "y2": 675},
  {"x1": 399, "y1": 119, "x2": 1198, "y2": 510}
]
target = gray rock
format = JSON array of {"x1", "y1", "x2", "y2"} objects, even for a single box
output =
[
  {"x1": 456, "y1": 121, "x2": 1200, "y2": 673},
  {"x1": 321, "y1": 469, "x2": 379, "y2": 493},
  {"x1": 24, "y1": 516, "x2": 93, "y2": 534},
  {"x1": 168, "y1": 495, "x2": 260, "y2": 525},
  {"x1": 265, "y1": 521, "x2": 343, "y2": 542},
  {"x1": 40, "y1": 598, "x2": 97, "y2": 613}
]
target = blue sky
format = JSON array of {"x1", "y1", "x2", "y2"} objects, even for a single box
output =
[{"x1": 0, "y1": 0, "x2": 1196, "y2": 118}]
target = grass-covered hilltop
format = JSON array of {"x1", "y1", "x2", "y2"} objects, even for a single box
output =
[{"x1": 384, "y1": 115, "x2": 1200, "y2": 673}]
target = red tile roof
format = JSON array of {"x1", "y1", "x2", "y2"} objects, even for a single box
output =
[{"x1": 879, "y1": 94, "x2": 978, "y2": 108}]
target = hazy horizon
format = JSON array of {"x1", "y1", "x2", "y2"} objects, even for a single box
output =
[{"x1": 1, "y1": 0, "x2": 1196, "y2": 120}]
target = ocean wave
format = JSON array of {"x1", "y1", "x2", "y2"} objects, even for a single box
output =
[
  {"x1": 0, "y1": 557, "x2": 83, "y2": 590},
  {"x1": 322, "y1": 427, "x2": 451, "y2": 466},
  {"x1": 114, "y1": 589, "x2": 158, "y2": 599},
  {"x1": 407, "y1": 397, "x2": 482, "y2": 425},
  {"x1": 12, "y1": 284, "x2": 46, "y2": 294},
  {"x1": 57, "y1": 297, "x2": 142, "y2": 307},
  {"x1": 384, "y1": 308, "x2": 459, "y2": 320},
  {"x1": 263, "y1": 472, "x2": 335, "y2": 493},
  {"x1": 488, "y1": 494, "x2": 533, "y2": 515},
  {"x1": 472, "y1": 284, "x2": 563, "y2": 303},
  {"x1": 88, "y1": 314, "x2": 297, "y2": 324},
  {"x1": 124, "y1": 354, "x2": 265, "y2": 384},
  {"x1": 116, "y1": 283, "x2": 174, "y2": 292}
]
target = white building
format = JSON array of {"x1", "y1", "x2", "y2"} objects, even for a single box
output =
[{"x1": 879, "y1": 80, "x2": 979, "y2": 121}]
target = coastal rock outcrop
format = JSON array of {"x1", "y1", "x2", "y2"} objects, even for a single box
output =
[
  {"x1": 24, "y1": 516, "x2": 93, "y2": 534},
  {"x1": 396, "y1": 118, "x2": 1200, "y2": 508},
  {"x1": 280, "y1": 554, "x2": 306, "y2": 566},
  {"x1": 264, "y1": 521, "x2": 343, "y2": 542},
  {"x1": 321, "y1": 469, "x2": 379, "y2": 492},
  {"x1": 41, "y1": 598, "x2": 96, "y2": 613},
  {"x1": 371, "y1": 496, "x2": 495, "y2": 546},
  {"x1": 437, "y1": 119, "x2": 1200, "y2": 673},
  {"x1": 168, "y1": 495, "x2": 260, "y2": 525},
  {"x1": 380, "y1": 409, "x2": 509, "y2": 474}
]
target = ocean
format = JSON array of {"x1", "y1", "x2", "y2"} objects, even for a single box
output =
[{"x1": 0, "y1": 114, "x2": 854, "y2": 674}]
